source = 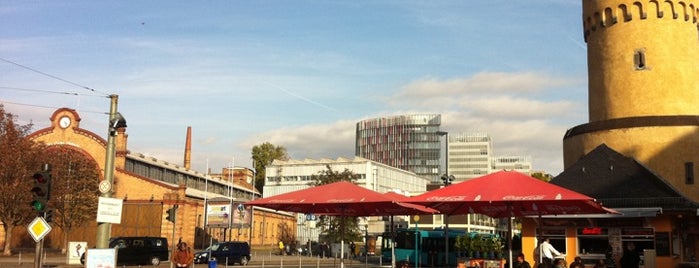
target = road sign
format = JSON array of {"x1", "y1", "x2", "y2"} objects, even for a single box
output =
[
  {"x1": 98, "y1": 180, "x2": 112, "y2": 194},
  {"x1": 28, "y1": 216, "x2": 52, "y2": 242}
]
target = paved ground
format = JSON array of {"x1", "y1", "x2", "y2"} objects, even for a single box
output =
[{"x1": 0, "y1": 251, "x2": 400, "y2": 268}]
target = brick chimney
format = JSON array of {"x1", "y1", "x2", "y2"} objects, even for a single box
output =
[{"x1": 184, "y1": 126, "x2": 192, "y2": 170}]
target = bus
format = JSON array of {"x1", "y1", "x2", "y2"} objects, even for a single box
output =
[{"x1": 381, "y1": 228, "x2": 467, "y2": 266}]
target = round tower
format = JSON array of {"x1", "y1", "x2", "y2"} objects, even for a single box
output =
[{"x1": 564, "y1": 0, "x2": 699, "y2": 200}]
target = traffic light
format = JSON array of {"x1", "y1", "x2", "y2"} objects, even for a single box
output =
[
  {"x1": 30, "y1": 171, "x2": 52, "y2": 212},
  {"x1": 166, "y1": 206, "x2": 177, "y2": 223},
  {"x1": 43, "y1": 209, "x2": 54, "y2": 222}
]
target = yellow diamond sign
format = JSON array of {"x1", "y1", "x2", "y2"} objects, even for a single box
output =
[{"x1": 28, "y1": 216, "x2": 52, "y2": 242}]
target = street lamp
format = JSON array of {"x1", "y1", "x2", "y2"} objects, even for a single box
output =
[{"x1": 435, "y1": 130, "x2": 451, "y2": 266}]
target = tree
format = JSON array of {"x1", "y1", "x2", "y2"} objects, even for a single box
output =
[
  {"x1": 312, "y1": 165, "x2": 363, "y2": 243},
  {"x1": 44, "y1": 146, "x2": 100, "y2": 254},
  {"x1": 531, "y1": 172, "x2": 553, "y2": 182},
  {"x1": 251, "y1": 142, "x2": 288, "y2": 193},
  {"x1": 0, "y1": 105, "x2": 46, "y2": 256}
]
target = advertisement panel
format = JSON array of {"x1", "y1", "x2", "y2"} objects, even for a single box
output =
[
  {"x1": 231, "y1": 203, "x2": 251, "y2": 228},
  {"x1": 206, "y1": 203, "x2": 231, "y2": 228}
]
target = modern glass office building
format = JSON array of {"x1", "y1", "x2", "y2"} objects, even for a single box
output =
[{"x1": 355, "y1": 114, "x2": 442, "y2": 181}]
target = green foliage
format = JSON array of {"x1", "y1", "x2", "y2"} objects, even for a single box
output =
[
  {"x1": 530, "y1": 172, "x2": 553, "y2": 182},
  {"x1": 313, "y1": 165, "x2": 362, "y2": 242},
  {"x1": 0, "y1": 105, "x2": 46, "y2": 255},
  {"x1": 317, "y1": 215, "x2": 362, "y2": 243},
  {"x1": 311, "y1": 165, "x2": 360, "y2": 186},
  {"x1": 455, "y1": 235, "x2": 472, "y2": 251},
  {"x1": 487, "y1": 236, "x2": 503, "y2": 253},
  {"x1": 251, "y1": 142, "x2": 289, "y2": 193}
]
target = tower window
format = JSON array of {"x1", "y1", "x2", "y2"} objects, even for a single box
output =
[
  {"x1": 685, "y1": 162, "x2": 694, "y2": 184},
  {"x1": 634, "y1": 49, "x2": 647, "y2": 70}
]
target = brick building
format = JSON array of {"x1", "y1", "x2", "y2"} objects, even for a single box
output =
[{"x1": 0, "y1": 107, "x2": 295, "y2": 251}]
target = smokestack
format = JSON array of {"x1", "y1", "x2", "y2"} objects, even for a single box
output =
[{"x1": 184, "y1": 126, "x2": 192, "y2": 170}]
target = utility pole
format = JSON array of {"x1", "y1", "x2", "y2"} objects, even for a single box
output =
[{"x1": 96, "y1": 94, "x2": 127, "y2": 248}]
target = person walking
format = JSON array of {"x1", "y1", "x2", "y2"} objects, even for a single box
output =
[
  {"x1": 172, "y1": 242, "x2": 194, "y2": 268},
  {"x1": 539, "y1": 237, "x2": 562, "y2": 268},
  {"x1": 350, "y1": 242, "x2": 356, "y2": 258}
]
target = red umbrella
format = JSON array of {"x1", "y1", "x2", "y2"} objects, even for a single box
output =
[
  {"x1": 245, "y1": 181, "x2": 436, "y2": 268},
  {"x1": 406, "y1": 170, "x2": 615, "y2": 217},
  {"x1": 245, "y1": 181, "x2": 437, "y2": 216},
  {"x1": 406, "y1": 170, "x2": 616, "y2": 268}
]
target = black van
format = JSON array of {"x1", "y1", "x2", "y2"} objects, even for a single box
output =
[
  {"x1": 193, "y1": 241, "x2": 251, "y2": 265},
  {"x1": 110, "y1": 236, "x2": 169, "y2": 265}
]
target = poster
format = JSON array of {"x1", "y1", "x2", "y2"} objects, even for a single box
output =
[
  {"x1": 67, "y1": 241, "x2": 87, "y2": 264},
  {"x1": 207, "y1": 203, "x2": 231, "y2": 228},
  {"x1": 85, "y1": 248, "x2": 117, "y2": 268}
]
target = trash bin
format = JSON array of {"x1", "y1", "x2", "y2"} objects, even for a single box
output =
[{"x1": 208, "y1": 259, "x2": 217, "y2": 268}]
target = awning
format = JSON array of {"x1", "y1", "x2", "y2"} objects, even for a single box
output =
[{"x1": 531, "y1": 207, "x2": 661, "y2": 218}]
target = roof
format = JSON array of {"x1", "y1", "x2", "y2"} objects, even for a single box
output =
[{"x1": 551, "y1": 144, "x2": 698, "y2": 210}]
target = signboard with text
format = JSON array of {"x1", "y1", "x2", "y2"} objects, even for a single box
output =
[{"x1": 96, "y1": 197, "x2": 123, "y2": 224}]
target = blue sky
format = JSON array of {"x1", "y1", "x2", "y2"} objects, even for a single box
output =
[{"x1": 1, "y1": 0, "x2": 588, "y2": 175}]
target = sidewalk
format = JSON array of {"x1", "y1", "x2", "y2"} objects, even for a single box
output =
[{"x1": 0, "y1": 251, "x2": 395, "y2": 268}]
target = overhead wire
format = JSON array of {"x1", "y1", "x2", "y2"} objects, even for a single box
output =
[
  {"x1": 0, "y1": 57, "x2": 110, "y2": 96},
  {"x1": 0, "y1": 86, "x2": 105, "y2": 98},
  {"x1": 0, "y1": 100, "x2": 107, "y2": 115}
]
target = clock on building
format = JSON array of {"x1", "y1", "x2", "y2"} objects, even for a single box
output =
[{"x1": 59, "y1": 116, "x2": 71, "y2": 129}]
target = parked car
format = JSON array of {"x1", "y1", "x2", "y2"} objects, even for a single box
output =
[
  {"x1": 193, "y1": 241, "x2": 251, "y2": 265},
  {"x1": 81, "y1": 236, "x2": 169, "y2": 266}
]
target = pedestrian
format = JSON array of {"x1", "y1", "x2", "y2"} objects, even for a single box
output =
[
  {"x1": 279, "y1": 240, "x2": 285, "y2": 256},
  {"x1": 569, "y1": 256, "x2": 583, "y2": 268},
  {"x1": 350, "y1": 242, "x2": 356, "y2": 258},
  {"x1": 172, "y1": 242, "x2": 194, "y2": 268},
  {"x1": 514, "y1": 252, "x2": 532, "y2": 268},
  {"x1": 539, "y1": 237, "x2": 562, "y2": 268},
  {"x1": 619, "y1": 242, "x2": 640, "y2": 268}
]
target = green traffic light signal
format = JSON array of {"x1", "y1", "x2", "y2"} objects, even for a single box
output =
[
  {"x1": 30, "y1": 171, "x2": 51, "y2": 212},
  {"x1": 30, "y1": 200, "x2": 46, "y2": 211}
]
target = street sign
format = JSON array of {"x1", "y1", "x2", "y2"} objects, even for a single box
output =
[
  {"x1": 28, "y1": 216, "x2": 52, "y2": 242},
  {"x1": 96, "y1": 197, "x2": 123, "y2": 224},
  {"x1": 98, "y1": 180, "x2": 112, "y2": 194}
]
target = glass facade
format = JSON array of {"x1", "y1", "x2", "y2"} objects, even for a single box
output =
[{"x1": 355, "y1": 114, "x2": 442, "y2": 181}]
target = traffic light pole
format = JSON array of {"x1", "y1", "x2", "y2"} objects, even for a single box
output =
[
  {"x1": 96, "y1": 95, "x2": 119, "y2": 248},
  {"x1": 168, "y1": 205, "x2": 178, "y2": 268},
  {"x1": 33, "y1": 164, "x2": 50, "y2": 268},
  {"x1": 33, "y1": 237, "x2": 43, "y2": 268}
]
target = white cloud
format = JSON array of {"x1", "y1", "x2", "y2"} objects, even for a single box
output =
[
  {"x1": 239, "y1": 71, "x2": 585, "y2": 176},
  {"x1": 394, "y1": 71, "x2": 577, "y2": 99}
]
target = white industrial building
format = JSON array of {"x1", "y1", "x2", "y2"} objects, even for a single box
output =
[{"x1": 263, "y1": 156, "x2": 431, "y2": 244}]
